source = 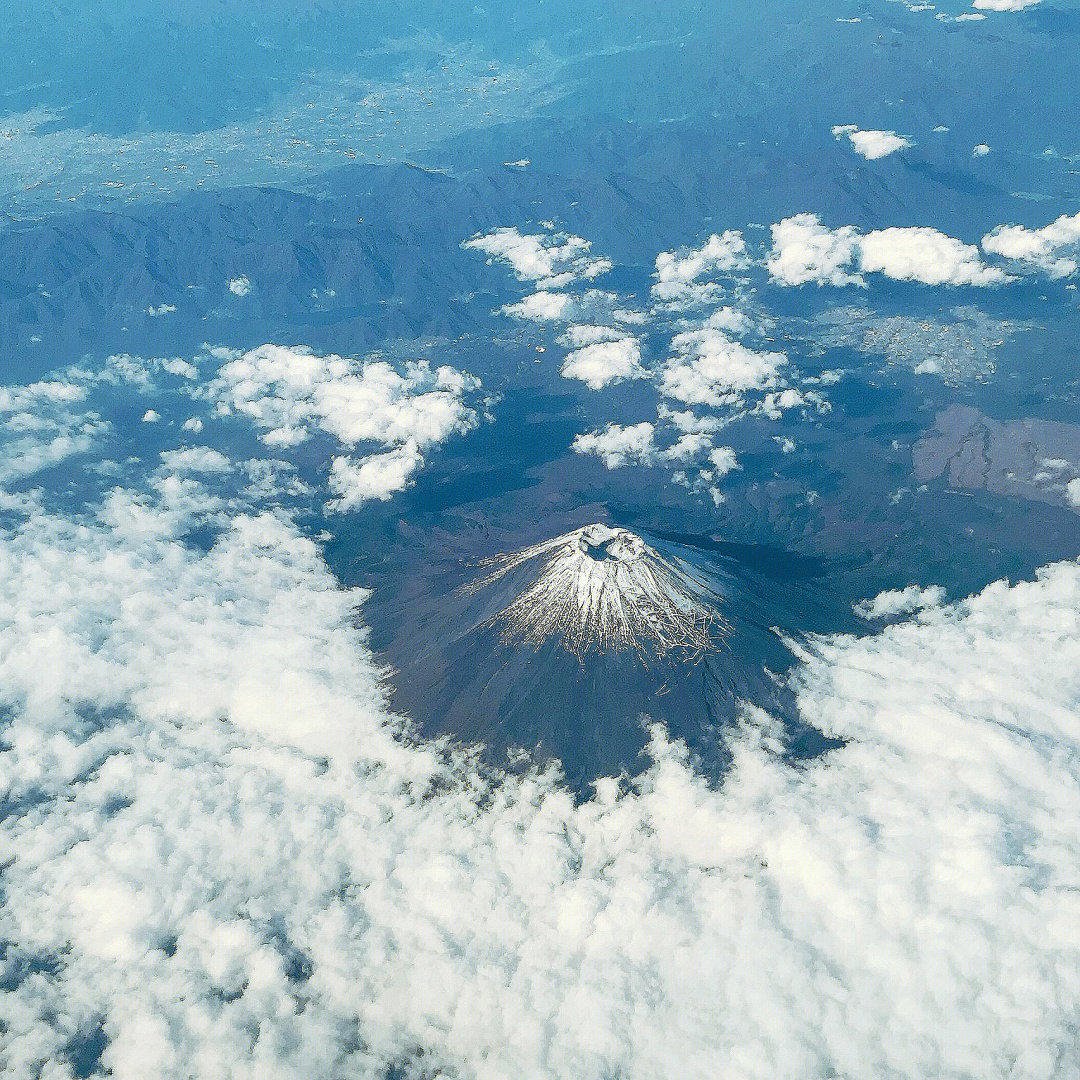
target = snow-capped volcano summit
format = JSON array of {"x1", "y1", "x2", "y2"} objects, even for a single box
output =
[
  {"x1": 365, "y1": 524, "x2": 844, "y2": 786},
  {"x1": 466, "y1": 523, "x2": 721, "y2": 659}
]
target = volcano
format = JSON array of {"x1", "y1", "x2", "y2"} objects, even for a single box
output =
[{"x1": 371, "y1": 524, "x2": 843, "y2": 788}]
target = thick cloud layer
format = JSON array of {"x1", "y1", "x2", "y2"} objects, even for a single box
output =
[{"x1": 3, "y1": 478, "x2": 1080, "y2": 1079}]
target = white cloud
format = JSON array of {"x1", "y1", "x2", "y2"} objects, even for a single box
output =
[
  {"x1": 973, "y1": 142, "x2": 991, "y2": 157},
  {"x1": 571, "y1": 421, "x2": 656, "y2": 468},
  {"x1": 0, "y1": 380, "x2": 108, "y2": 485},
  {"x1": 70, "y1": 353, "x2": 196, "y2": 391},
  {"x1": 141, "y1": 409, "x2": 160, "y2": 423},
  {"x1": 159, "y1": 447, "x2": 234, "y2": 474},
  {"x1": 854, "y1": 584, "x2": 946, "y2": 619},
  {"x1": 982, "y1": 211, "x2": 1080, "y2": 278},
  {"x1": 652, "y1": 232, "x2": 747, "y2": 301},
  {"x1": 227, "y1": 275, "x2": 252, "y2": 297},
  {"x1": 661, "y1": 432, "x2": 713, "y2": 462},
  {"x1": 328, "y1": 441, "x2": 424, "y2": 509},
  {"x1": 466, "y1": 221, "x2": 829, "y2": 504},
  {"x1": 707, "y1": 446, "x2": 739, "y2": 478},
  {"x1": 859, "y1": 227, "x2": 1008, "y2": 286},
  {"x1": 162, "y1": 358, "x2": 198, "y2": 380},
  {"x1": 504, "y1": 291, "x2": 572, "y2": 322},
  {"x1": 572, "y1": 423, "x2": 718, "y2": 473},
  {"x1": 465, "y1": 228, "x2": 610, "y2": 288},
  {"x1": 767, "y1": 214, "x2": 863, "y2": 287},
  {"x1": 832, "y1": 126, "x2": 910, "y2": 160},
  {"x1": 658, "y1": 405, "x2": 724, "y2": 434},
  {"x1": 1067, "y1": 477, "x2": 1080, "y2": 508},
  {"x1": 560, "y1": 335, "x2": 646, "y2": 390},
  {"x1": 210, "y1": 345, "x2": 479, "y2": 452},
  {"x1": 560, "y1": 324, "x2": 621, "y2": 347},
  {"x1": 973, "y1": 0, "x2": 1040, "y2": 9},
  {"x1": 755, "y1": 387, "x2": 827, "y2": 421},
  {"x1": 660, "y1": 329, "x2": 787, "y2": 406},
  {"x1": 0, "y1": 424, "x2": 107, "y2": 484},
  {"x1": 704, "y1": 306, "x2": 752, "y2": 334},
  {"x1": 768, "y1": 214, "x2": 1007, "y2": 287},
  {"x1": 0, "y1": 380, "x2": 86, "y2": 412},
  {"x1": 205, "y1": 346, "x2": 480, "y2": 510}
]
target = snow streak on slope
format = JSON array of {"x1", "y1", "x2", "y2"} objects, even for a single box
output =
[{"x1": 466, "y1": 524, "x2": 721, "y2": 659}]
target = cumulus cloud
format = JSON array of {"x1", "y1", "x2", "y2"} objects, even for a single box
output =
[
  {"x1": 755, "y1": 387, "x2": 829, "y2": 421},
  {"x1": 72, "y1": 353, "x2": 198, "y2": 391},
  {"x1": 767, "y1": 214, "x2": 863, "y2": 287},
  {"x1": 832, "y1": 125, "x2": 911, "y2": 160},
  {"x1": 464, "y1": 221, "x2": 826, "y2": 503},
  {"x1": 572, "y1": 422, "x2": 719, "y2": 474},
  {"x1": 0, "y1": 379, "x2": 106, "y2": 484},
  {"x1": 206, "y1": 345, "x2": 480, "y2": 508},
  {"x1": 504, "y1": 290, "x2": 572, "y2": 322},
  {"x1": 227, "y1": 275, "x2": 252, "y2": 297},
  {"x1": 658, "y1": 405, "x2": 725, "y2": 435},
  {"x1": 465, "y1": 227, "x2": 610, "y2": 288},
  {"x1": 708, "y1": 445, "x2": 740, "y2": 476},
  {"x1": 768, "y1": 214, "x2": 1007, "y2": 287},
  {"x1": 571, "y1": 422, "x2": 657, "y2": 468},
  {"x1": 859, "y1": 227, "x2": 1008, "y2": 286},
  {"x1": 210, "y1": 345, "x2": 479, "y2": 451},
  {"x1": 0, "y1": 379, "x2": 86, "y2": 412},
  {"x1": 159, "y1": 447, "x2": 233, "y2": 474},
  {"x1": 660, "y1": 329, "x2": 787, "y2": 406},
  {"x1": 559, "y1": 330, "x2": 646, "y2": 390},
  {"x1": 854, "y1": 584, "x2": 946, "y2": 619},
  {"x1": 982, "y1": 211, "x2": 1080, "y2": 278},
  {"x1": 973, "y1": 0, "x2": 1040, "y2": 9},
  {"x1": 4, "y1": 480, "x2": 1080, "y2": 1079},
  {"x1": 652, "y1": 231, "x2": 748, "y2": 301},
  {"x1": 328, "y1": 441, "x2": 424, "y2": 508},
  {"x1": 661, "y1": 432, "x2": 714, "y2": 462}
]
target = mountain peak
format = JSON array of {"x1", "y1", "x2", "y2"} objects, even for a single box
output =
[{"x1": 467, "y1": 524, "x2": 719, "y2": 660}]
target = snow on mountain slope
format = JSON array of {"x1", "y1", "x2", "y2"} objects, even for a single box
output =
[{"x1": 466, "y1": 523, "x2": 723, "y2": 659}]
